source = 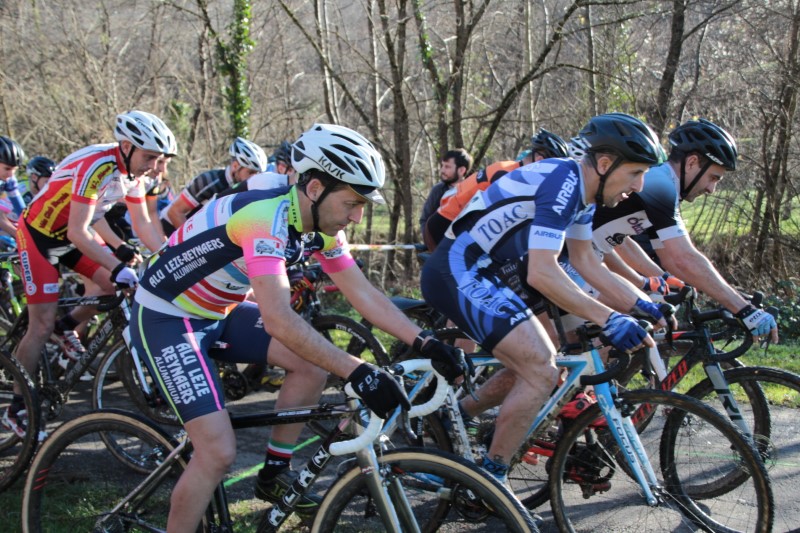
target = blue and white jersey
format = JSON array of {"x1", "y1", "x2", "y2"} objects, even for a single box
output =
[
  {"x1": 450, "y1": 158, "x2": 594, "y2": 262},
  {"x1": 592, "y1": 163, "x2": 687, "y2": 253}
]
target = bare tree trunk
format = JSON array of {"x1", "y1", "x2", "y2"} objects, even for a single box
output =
[
  {"x1": 754, "y1": 3, "x2": 800, "y2": 275},
  {"x1": 649, "y1": 0, "x2": 686, "y2": 136},
  {"x1": 585, "y1": 4, "x2": 597, "y2": 116}
]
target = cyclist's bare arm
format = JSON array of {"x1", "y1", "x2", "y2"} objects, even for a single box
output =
[
  {"x1": 603, "y1": 247, "x2": 651, "y2": 286},
  {"x1": 527, "y1": 246, "x2": 614, "y2": 326},
  {"x1": 657, "y1": 234, "x2": 748, "y2": 312},
  {"x1": 328, "y1": 262, "x2": 421, "y2": 346},
  {"x1": 0, "y1": 211, "x2": 16, "y2": 236},
  {"x1": 251, "y1": 273, "x2": 363, "y2": 378},
  {"x1": 67, "y1": 202, "x2": 124, "y2": 273},
  {"x1": 566, "y1": 238, "x2": 658, "y2": 320},
  {"x1": 145, "y1": 195, "x2": 166, "y2": 240},
  {"x1": 613, "y1": 236, "x2": 664, "y2": 278},
  {"x1": 126, "y1": 198, "x2": 165, "y2": 253},
  {"x1": 165, "y1": 194, "x2": 193, "y2": 228}
]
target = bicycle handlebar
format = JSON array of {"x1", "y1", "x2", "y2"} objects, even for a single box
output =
[
  {"x1": 329, "y1": 359, "x2": 449, "y2": 456},
  {"x1": 97, "y1": 291, "x2": 127, "y2": 312}
]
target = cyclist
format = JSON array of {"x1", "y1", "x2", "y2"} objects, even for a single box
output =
[
  {"x1": 593, "y1": 118, "x2": 778, "y2": 343},
  {"x1": 423, "y1": 128, "x2": 570, "y2": 250},
  {"x1": 0, "y1": 137, "x2": 26, "y2": 246},
  {"x1": 129, "y1": 123, "x2": 465, "y2": 530},
  {"x1": 161, "y1": 136, "x2": 267, "y2": 235},
  {"x1": 420, "y1": 113, "x2": 664, "y2": 483},
  {"x1": 2, "y1": 111, "x2": 174, "y2": 437},
  {"x1": 25, "y1": 156, "x2": 56, "y2": 202},
  {"x1": 218, "y1": 140, "x2": 300, "y2": 196}
]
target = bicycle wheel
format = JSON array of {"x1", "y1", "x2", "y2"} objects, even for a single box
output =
[
  {"x1": 686, "y1": 366, "x2": 800, "y2": 532},
  {"x1": 312, "y1": 447, "x2": 538, "y2": 532},
  {"x1": 549, "y1": 389, "x2": 772, "y2": 532},
  {"x1": 21, "y1": 409, "x2": 217, "y2": 532},
  {"x1": 0, "y1": 350, "x2": 40, "y2": 492},
  {"x1": 92, "y1": 339, "x2": 180, "y2": 426}
]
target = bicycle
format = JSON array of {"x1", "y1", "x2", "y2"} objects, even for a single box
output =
[
  {"x1": 392, "y1": 325, "x2": 773, "y2": 532},
  {"x1": 21, "y1": 359, "x2": 539, "y2": 532},
  {"x1": 214, "y1": 260, "x2": 390, "y2": 400},
  {"x1": 0, "y1": 349, "x2": 40, "y2": 491}
]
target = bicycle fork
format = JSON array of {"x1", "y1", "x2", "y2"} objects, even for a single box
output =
[{"x1": 594, "y1": 380, "x2": 661, "y2": 506}]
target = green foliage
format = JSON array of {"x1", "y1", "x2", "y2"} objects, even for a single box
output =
[
  {"x1": 166, "y1": 100, "x2": 192, "y2": 144},
  {"x1": 215, "y1": 0, "x2": 255, "y2": 138},
  {"x1": 765, "y1": 284, "x2": 800, "y2": 343}
]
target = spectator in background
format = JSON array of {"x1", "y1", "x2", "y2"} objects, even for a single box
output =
[{"x1": 418, "y1": 148, "x2": 472, "y2": 238}]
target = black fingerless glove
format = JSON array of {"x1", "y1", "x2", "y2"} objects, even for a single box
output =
[
  {"x1": 112, "y1": 243, "x2": 138, "y2": 263},
  {"x1": 413, "y1": 330, "x2": 474, "y2": 384},
  {"x1": 346, "y1": 363, "x2": 410, "y2": 418}
]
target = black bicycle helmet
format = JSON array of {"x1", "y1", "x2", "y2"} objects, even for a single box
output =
[
  {"x1": 530, "y1": 128, "x2": 569, "y2": 159},
  {"x1": 668, "y1": 118, "x2": 737, "y2": 171},
  {"x1": 0, "y1": 136, "x2": 25, "y2": 167},
  {"x1": 667, "y1": 118, "x2": 737, "y2": 200},
  {"x1": 579, "y1": 113, "x2": 663, "y2": 206},
  {"x1": 272, "y1": 141, "x2": 292, "y2": 166},
  {"x1": 26, "y1": 156, "x2": 56, "y2": 178},
  {"x1": 579, "y1": 113, "x2": 663, "y2": 165}
]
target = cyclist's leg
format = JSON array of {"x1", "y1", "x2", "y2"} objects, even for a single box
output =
[
  {"x1": 13, "y1": 222, "x2": 61, "y2": 383},
  {"x1": 216, "y1": 301, "x2": 325, "y2": 512},
  {"x1": 129, "y1": 300, "x2": 238, "y2": 531},
  {"x1": 421, "y1": 237, "x2": 559, "y2": 480}
]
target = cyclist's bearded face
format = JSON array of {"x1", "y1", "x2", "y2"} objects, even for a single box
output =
[
  {"x1": 318, "y1": 187, "x2": 367, "y2": 236},
  {"x1": 439, "y1": 159, "x2": 459, "y2": 184},
  {"x1": 603, "y1": 162, "x2": 649, "y2": 207}
]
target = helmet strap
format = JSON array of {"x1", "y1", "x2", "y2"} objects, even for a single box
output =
[
  {"x1": 120, "y1": 143, "x2": 137, "y2": 181},
  {"x1": 680, "y1": 156, "x2": 713, "y2": 200},
  {"x1": 590, "y1": 153, "x2": 623, "y2": 207},
  {"x1": 306, "y1": 178, "x2": 336, "y2": 233}
]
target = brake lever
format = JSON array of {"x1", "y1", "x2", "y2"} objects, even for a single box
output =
[{"x1": 456, "y1": 350, "x2": 479, "y2": 402}]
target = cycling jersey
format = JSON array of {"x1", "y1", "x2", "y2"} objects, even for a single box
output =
[
  {"x1": 136, "y1": 185, "x2": 355, "y2": 320},
  {"x1": 592, "y1": 163, "x2": 687, "y2": 254},
  {"x1": 424, "y1": 160, "x2": 522, "y2": 249},
  {"x1": 178, "y1": 168, "x2": 231, "y2": 208},
  {"x1": 421, "y1": 158, "x2": 593, "y2": 350},
  {"x1": 132, "y1": 184, "x2": 356, "y2": 423},
  {"x1": 216, "y1": 171, "x2": 290, "y2": 199},
  {"x1": 23, "y1": 143, "x2": 145, "y2": 239}
]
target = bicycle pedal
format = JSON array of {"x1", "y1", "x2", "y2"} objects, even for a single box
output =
[
  {"x1": 579, "y1": 481, "x2": 611, "y2": 499},
  {"x1": 522, "y1": 451, "x2": 539, "y2": 465}
]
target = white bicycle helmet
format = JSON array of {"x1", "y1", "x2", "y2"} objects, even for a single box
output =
[
  {"x1": 567, "y1": 136, "x2": 589, "y2": 161},
  {"x1": 229, "y1": 137, "x2": 268, "y2": 172},
  {"x1": 114, "y1": 111, "x2": 177, "y2": 156},
  {"x1": 291, "y1": 123, "x2": 386, "y2": 204}
]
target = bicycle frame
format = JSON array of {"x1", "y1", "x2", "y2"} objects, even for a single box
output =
[
  {"x1": 2, "y1": 292, "x2": 129, "y2": 418},
  {"x1": 92, "y1": 360, "x2": 449, "y2": 533},
  {"x1": 633, "y1": 325, "x2": 752, "y2": 436},
  {"x1": 396, "y1": 345, "x2": 668, "y2": 505}
]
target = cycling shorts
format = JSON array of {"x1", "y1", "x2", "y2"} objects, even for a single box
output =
[
  {"x1": 129, "y1": 300, "x2": 271, "y2": 424},
  {"x1": 16, "y1": 221, "x2": 103, "y2": 304},
  {"x1": 420, "y1": 237, "x2": 532, "y2": 352}
]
